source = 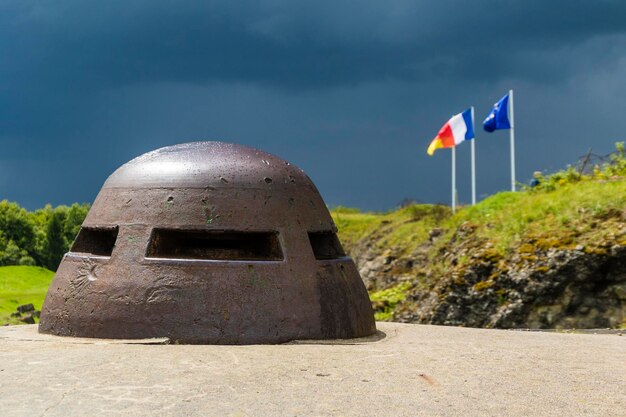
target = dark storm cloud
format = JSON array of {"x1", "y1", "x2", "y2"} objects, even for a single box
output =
[
  {"x1": 1, "y1": 1, "x2": 625, "y2": 210},
  {"x1": 2, "y1": 0, "x2": 625, "y2": 93}
]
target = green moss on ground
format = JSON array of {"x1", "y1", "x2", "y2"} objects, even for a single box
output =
[{"x1": 369, "y1": 281, "x2": 412, "y2": 321}]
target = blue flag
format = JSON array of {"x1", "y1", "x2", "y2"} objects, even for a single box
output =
[{"x1": 483, "y1": 93, "x2": 511, "y2": 132}]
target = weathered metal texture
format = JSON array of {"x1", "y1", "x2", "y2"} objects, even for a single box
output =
[{"x1": 39, "y1": 142, "x2": 376, "y2": 344}]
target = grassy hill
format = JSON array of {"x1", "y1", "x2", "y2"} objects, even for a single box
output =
[
  {"x1": 332, "y1": 148, "x2": 626, "y2": 328},
  {"x1": 334, "y1": 179, "x2": 626, "y2": 259},
  {"x1": 0, "y1": 266, "x2": 54, "y2": 325}
]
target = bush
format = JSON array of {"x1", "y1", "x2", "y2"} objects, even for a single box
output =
[
  {"x1": 604, "y1": 142, "x2": 626, "y2": 178},
  {"x1": 18, "y1": 256, "x2": 36, "y2": 266},
  {"x1": 527, "y1": 142, "x2": 625, "y2": 193},
  {"x1": 0, "y1": 200, "x2": 89, "y2": 269}
]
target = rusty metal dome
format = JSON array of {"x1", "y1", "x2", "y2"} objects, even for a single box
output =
[{"x1": 39, "y1": 142, "x2": 376, "y2": 344}]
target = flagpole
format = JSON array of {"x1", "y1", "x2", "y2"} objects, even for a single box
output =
[
  {"x1": 451, "y1": 146, "x2": 456, "y2": 214},
  {"x1": 471, "y1": 106, "x2": 476, "y2": 205},
  {"x1": 509, "y1": 89, "x2": 516, "y2": 192}
]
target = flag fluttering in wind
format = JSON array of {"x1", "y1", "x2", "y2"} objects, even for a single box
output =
[
  {"x1": 427, "y1": 108, "x2": 474, "y2": 156},
  {"x1": 483, "y1": 90, "x2": 517, "y2": 191},
  {"x1": 483, "y1": 93, "x2": 511, "y2": 132}
]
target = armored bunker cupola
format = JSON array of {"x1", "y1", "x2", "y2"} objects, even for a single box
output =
[{"x1": 39, "y1": 142, "x2": 376, "y2": 344}]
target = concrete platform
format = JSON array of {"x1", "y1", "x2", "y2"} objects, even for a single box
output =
[{"x1": 1, "y1": 322, "x2": 624, "y2": 417}]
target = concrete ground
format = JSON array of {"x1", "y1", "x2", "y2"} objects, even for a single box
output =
[{"x1": 0, "y1": 322, "x2": 624, "y2": 417}]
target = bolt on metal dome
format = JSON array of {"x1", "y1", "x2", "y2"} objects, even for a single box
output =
[{"x1": 39, "y1": 142, "x2": 376, "y2": 344}]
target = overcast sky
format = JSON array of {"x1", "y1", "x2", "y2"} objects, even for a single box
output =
[{"x1": 1, "y1": 1, "x2": 625, "y2": 210}]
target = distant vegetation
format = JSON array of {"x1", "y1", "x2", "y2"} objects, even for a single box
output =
[{"x1": 0, "y1": 201, "x2": 89, "y2": 271}]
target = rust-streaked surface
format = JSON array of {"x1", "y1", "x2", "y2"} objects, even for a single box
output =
[{"x1": 39, "y1": 142, "x2": 376, "y2": 344}]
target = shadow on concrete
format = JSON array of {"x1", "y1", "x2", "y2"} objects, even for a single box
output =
[{"x1": 286, "y1": 329, "x2": 387, "y2": 345}]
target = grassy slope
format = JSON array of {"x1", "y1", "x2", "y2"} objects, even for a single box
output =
[
  {"x1": 333, "y1": 204, "x2": 451, "y2": 256},
  {"x1": 0, "y1": 266, "x2": 54, "y2": 324},
  {"x1": 332, "y1": 178, "x2": 626, "y2": 321},
  {"x1": 455, "y1": 180, "x2": 626, "y2": 253},
  {"x1": 334, "y1": 179, "x2": 626, "y2": 258}
]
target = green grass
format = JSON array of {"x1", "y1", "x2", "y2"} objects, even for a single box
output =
[
  {"x1": 333, "y1": 143, "x2": 626, "y2": 259},
  {"x1": 332, "y1": 204, "x2": 451, "y2": 255},
  {"x1": 332, "y1": 211, "x2": 385, "y2": 249},
  {"x1": 455, "y1": 179, "x2": 626, "y2": 254},
  {"x1": 333, "y1": 178, "x2": 626, "y2": 258},
  {"x1": 0, "y1": 266, "x2": 54, "y2": 324}
]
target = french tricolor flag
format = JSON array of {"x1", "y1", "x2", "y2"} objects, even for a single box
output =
[{"x1": 427, "y1": 108, "x2": 474, "y2": 156}]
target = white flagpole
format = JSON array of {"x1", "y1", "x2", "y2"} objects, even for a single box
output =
[
  {"x1": 509, "y1": 89, "x2": 516, "y2": 192},
  {"x1": 451, "y1": 146, "x2": 456, "y2": 214},
  {"x1": 471, "y1": 106, "x2": 476, "y2": 205}
]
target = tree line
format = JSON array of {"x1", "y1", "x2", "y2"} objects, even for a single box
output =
[{"x1": 0, "y1": 200, "x2": 89, "y2": 271}]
